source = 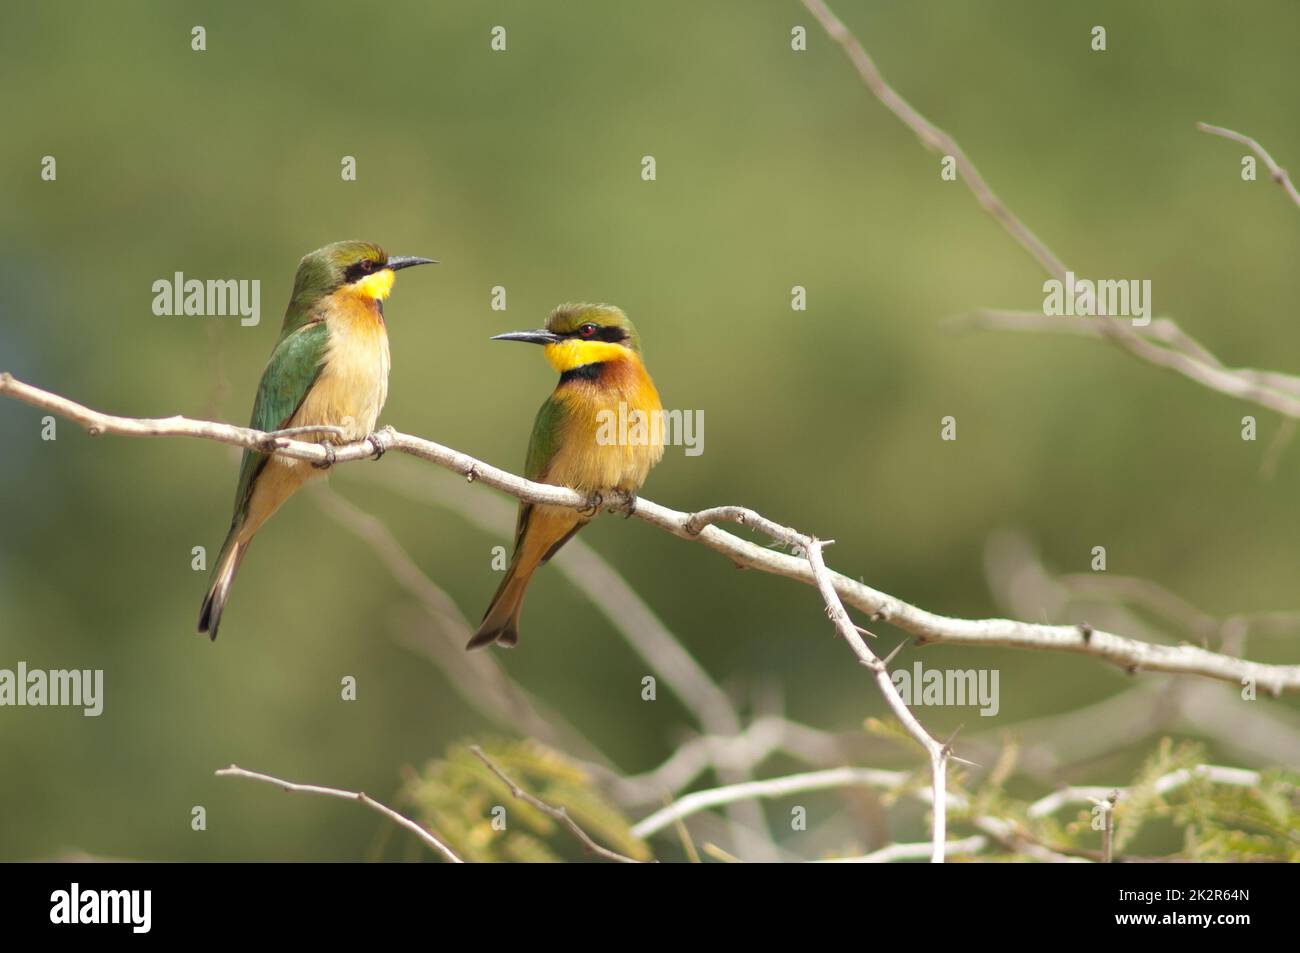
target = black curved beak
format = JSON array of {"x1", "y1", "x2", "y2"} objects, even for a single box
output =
[
  {"x1": 386, "y1": 256, "x2": 438, "y2": 271},
  {"x1": 491, "y1": 329, "x2": 562, "y2": 345}
]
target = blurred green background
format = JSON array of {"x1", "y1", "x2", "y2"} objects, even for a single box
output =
[{"x1": 1, "y1": 0, "x2": 1298, "y2": 861}]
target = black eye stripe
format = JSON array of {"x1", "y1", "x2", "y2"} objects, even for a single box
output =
[
  {"x1": 344, "y1": 259, "x2": 383, "y2": 283},
  {"x1": 566, "y1": 325, "x2": 627, "y2": 343}
]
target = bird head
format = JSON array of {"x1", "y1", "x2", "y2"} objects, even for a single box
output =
[
  {"x1": 288, "y1": 241, "x2": 436, "y2": 313},
  {"x1": 492, "y1": 303, "x2": 643, "y2": 373}
]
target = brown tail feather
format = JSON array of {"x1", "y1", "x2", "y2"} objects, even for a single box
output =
[
  {"x1": 197, "y1": 533, "x2": 248, "y2": 641},
  {"x1": 468, "y1": 505, "x2": 587, "y2": 650},
  {"x1": 467, "y1": 563, "x2": 530, "y2": 650}
]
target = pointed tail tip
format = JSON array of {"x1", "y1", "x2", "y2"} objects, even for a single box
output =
[
  {"x1": 197, "y1": 591, "x2": 223, "y2": 642},
  {"x1": 465, "y1": 624, "x2": 520, "y2": 651}
]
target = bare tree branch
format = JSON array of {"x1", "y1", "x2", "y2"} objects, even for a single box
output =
[
  {"x1": 959, "y1": 310, "x2": 1300, "y2": 418},
  {"x1": 819, "y1": 835, "x2": 988, "y2": 864},
  {"x1": 610, "y1": 714, "x2": 847, "y2": 804},
  {"x1": 799, "y1": 1, "x2": 1300, "y2": 424},
  {"x1": 214, "y1": 763, "x2": 463, "y2": 863},
  {"x1": 806, "y1": 539, "x2": 951, "y2": 863},
  {"x1": 980, "y1": 531, "x2": 1300, "y2": 774},
  {"x1": 1026, "y1": 764, "x2": 1261, "y2": 819},
  {"x1": 631, "y1": 766, "x2": 908, "y2": 839},
  {"x1": 634, "y1": 760, "x2": 1272, "y2": 862},
  {"x1": 798, "y1": 0, "x2": 1066, "y2": 278},
  {"x1": 4, "y1": 371, "x2": 1298, "y2": 693}
]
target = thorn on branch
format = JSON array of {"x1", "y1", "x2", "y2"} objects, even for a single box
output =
[
  {"x1": 941, "y1": 724, "x2": 965, "y2": 755},
  {"x1": 881, "y1": 640, "x2": 907, "y2": 668}
]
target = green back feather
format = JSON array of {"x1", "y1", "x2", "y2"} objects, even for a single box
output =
[
  {"x1": 513, "y1": 394, "x2": 569, "y2": 548},
  {"x1": 228, "y1": 321, "x2": 331, "y2": 526}
]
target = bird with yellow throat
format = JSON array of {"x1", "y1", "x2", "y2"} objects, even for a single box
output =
[
  {"x1": 469, "y1": 303, "x2": 664, "y2": 649},
  {"x1": 197, "y1": 241, "x2": 435, "y2": 640}
]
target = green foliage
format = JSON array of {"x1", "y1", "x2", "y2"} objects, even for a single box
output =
[
  {"x1": 948, "y1": 737, "x2": 1299, "y2": 862},
  {"x1": 1171, "y1": 766, "x2": 1300, "y2": 862},
  {"x1": 401, "y1": 738, "x2": 652, "y2": 863}
]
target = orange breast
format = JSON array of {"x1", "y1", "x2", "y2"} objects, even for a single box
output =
[{"x1": 545, "y1": 356, "x2": 665, "y2": 493}]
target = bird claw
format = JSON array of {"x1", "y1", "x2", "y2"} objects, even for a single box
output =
[
  {"x1": 367, "y1": 432, "x2": 387, "y2": 460},
  {"x1": 312, "y1": 444, "x2": 337, "y2": 470},
  {"x1": 611, "y1": 489, "x2": 638, "y2": 518},
  {"x1": 578, "y1": 492, "x2": 603, "y2": 517}
]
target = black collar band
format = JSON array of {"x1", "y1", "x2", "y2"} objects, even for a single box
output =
[{"x1": 559, "y1": 362, "x2": 607, "y2": 384}]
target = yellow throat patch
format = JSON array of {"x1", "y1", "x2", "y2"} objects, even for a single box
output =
[
  {"x1": 544, "y1": 339, "x2": 630, "y2": 373},
  {"x1": 348, "y1": 268, "x2": 396, "y2": 302}
]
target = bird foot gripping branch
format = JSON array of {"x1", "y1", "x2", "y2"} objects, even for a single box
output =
[
  {"x1": 367, "y1": 427, "x2": 396, "y2": 460},
  {"x1": 311, "y1": 444, "x2": 337, "y2": 470},
  {"x1": 573, "y1": 486, "x2": 638, "y2": 520},
  {"x1": 607, "y1": 488, "x2": 638, "y2": 518}
]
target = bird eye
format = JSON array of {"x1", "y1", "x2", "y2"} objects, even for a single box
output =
[{"x1": 578, "y1": 323, "x2": 598, "y2": 338}]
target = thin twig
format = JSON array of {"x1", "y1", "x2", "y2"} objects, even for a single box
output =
[
  {"x1": 1099, "y1": 791, "x2": 1118, "y2": 864},
  {"x1": 214, "y1": 763, "x2": 463, "y2": 863},
  {"x1": 468, "y1": 745, "x2": 645, "y2": 864},
  {"x1": 1198, "y1": 122, "x2": 1300, "y2": 211}
]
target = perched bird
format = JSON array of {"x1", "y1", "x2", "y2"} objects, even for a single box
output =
[
  {"x1": 198, "y1": 241, "x2": 435, "y2": 640},
  {"x1": 469, "y1": 303, "x2": 664, "y2": 649}
]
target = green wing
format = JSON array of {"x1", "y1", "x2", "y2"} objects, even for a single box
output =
[
  {"x1": 228, "y1": 321, "x2": 331, "y2": 525},
  {"x1": 513, "y1": 394, "x2": 568, "y2": 549}
]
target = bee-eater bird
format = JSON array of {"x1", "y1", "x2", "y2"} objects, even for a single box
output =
[
  {"x1": 197, "y1": 241, "x2": 435, "y2": 640},
  {"x1": 468, "y1": 303, "x2": 664, "y2": 649}
]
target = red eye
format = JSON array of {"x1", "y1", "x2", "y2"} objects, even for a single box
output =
[{"x1": 579, "y1": 324, "x2": 597, "y2": 338}]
